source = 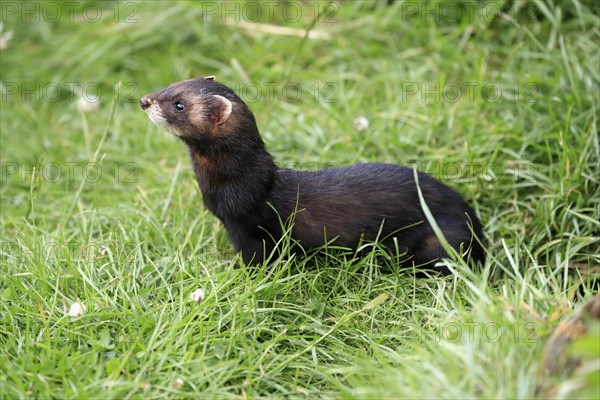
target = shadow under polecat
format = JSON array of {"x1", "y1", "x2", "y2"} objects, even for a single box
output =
[{"x1": 140, "y1": 76, "x2": 484, "y2": 274}]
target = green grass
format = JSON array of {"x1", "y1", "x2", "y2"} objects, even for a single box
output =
[{"x1": 1, "y1": 0, "x2": 599, "y2": 398}]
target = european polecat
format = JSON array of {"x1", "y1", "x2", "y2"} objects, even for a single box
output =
[{"x1": 140, "y1": 76, "x2": 484, "y2": 274}]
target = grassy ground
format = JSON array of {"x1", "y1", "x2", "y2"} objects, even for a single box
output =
[{"x1": 1, "y1": 0, "x2": 599, "y2": 398}]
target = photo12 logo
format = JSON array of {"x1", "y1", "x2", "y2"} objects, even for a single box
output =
[
  {"x1": 399, "y1": 1, "x2": 540, "y2": 24},
  {"x1": 422, "y1": 321, "x2": 540, "y2": 344},
  {"x1": 200, "y1": 1, "x2": 339, "y2": 23},
  {"x1": 1, "y1": 81, "x2": 139, "y2": 105},
  {"x1": 0, "y1": 161, "x2": 139, "y2": 184},
  {"x1": 1, "y1": 1, "x2": 139, "y2": 24},
  {"x1": 231, "y1": 81, "x2": 339, "y2": 104},
  {"x1": 400, "y1": 81, "x2": 539, "y2": 104},
  {"x1": 0, "y1": 240, "x2": 135, "y2": 264}
]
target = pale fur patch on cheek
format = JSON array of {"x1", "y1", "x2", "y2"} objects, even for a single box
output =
[
  {"x1": 187, "y1": 101, "x2": 209, "y2": 132},
  {"x1": 145, "y1": 103, "x2": 167, "y2": 126},
  {"x1": 144, "y1": 103, "x2": 182, "y2": 136}
]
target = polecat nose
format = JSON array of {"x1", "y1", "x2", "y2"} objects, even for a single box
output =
[{"x1": 140, "y1": 96, "x2": 151, "y2": 110}]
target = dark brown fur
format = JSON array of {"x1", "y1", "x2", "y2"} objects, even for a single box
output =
[{"x1": 141, "y1": 77, "x2": 485, "y2": 274}]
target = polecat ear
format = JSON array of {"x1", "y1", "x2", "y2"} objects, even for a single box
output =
[{"x1": 212, "y1": 95, "x2": 232, "y2": 125}]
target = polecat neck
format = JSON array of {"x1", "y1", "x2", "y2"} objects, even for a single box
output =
[{"x1": 186, "y1": 142, "x2": 277, "y2": 220}]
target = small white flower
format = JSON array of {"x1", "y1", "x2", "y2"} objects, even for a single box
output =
[
  {"x1": 173, "y1": 377, "x2": 184, "y2": 389},
  {"x1": 189, "y1": 288, "x2": 205, "y2": 304},
  {"x1": 98, "y1": 245, "x2": 109, "y2": 256},
  {"x1": 354, "y1": 116, "x2": 369, "y2": 131},
  {"x1": 0, "y1": 23, "x2": 13, "y2": 51},
  {"x1": 68, "y1": 301, "x2": 86, "y2": 317},
  {"x1": 77, "y1": 95, "x2": 100, "y2": 113}
]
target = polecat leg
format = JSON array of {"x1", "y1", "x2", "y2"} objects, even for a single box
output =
[{"x1": 239, "y1": 238, "x2": 269, "y2": 267}]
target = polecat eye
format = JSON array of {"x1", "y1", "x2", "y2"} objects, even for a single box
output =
[{"x1": 174, "y1": 101, "x2": 185, "y2": 111}]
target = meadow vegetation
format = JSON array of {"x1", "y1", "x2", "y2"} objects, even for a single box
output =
[{"x1": 1, "y1": 1, "x2": 598, "y2": 398}]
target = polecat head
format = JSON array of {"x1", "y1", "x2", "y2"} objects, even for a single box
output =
[{"x1": 140, "y1": 76, "x2": 259, "y2": 151}]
